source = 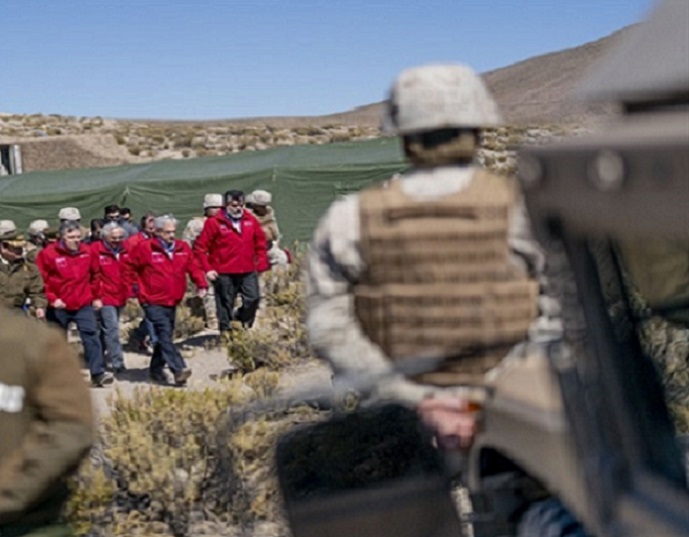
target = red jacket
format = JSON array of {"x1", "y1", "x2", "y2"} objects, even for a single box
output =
[
  {"x1": 193, "y1": 210, "x2": 269, "y2": 275},
  {"x1": 126, "y1": 238, "x2": 207, "y2": 307},
  {"x1": 36, "y1": 242, "x2": 94, "y2": 310},
  {"x1": 90, "y1": 241, "x2": 131, "y2": 307}
]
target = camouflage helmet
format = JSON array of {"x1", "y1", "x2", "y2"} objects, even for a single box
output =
[
  {"x1": 382, "y1": 63, "x2": 502, "y2": 135},
  {"x1": 58, "y1": 207, "x2": 81, "y2": 220},
  {"x1": 0, "y1": 219, "x2": 25, "y2": 246},
  {"x1": 27, "y1": 219, "x2": 50, "y2": 236},
  {"x1": 251, "y1": 189, "x2": 272, "y2": 206},
  {"x1": 203, "y1": 193, "x2": 223, "y2": 209}
]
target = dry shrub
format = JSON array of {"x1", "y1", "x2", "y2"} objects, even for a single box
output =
[
  {"x1": 226, "y1": 250, "x2": 313, "y2": 373},
  {"x1": 175, "y1": 303, "x2": 206, "y2": 340},
  {"x1": 65, "y1": 372, "x2": 325, "y2": 536}
]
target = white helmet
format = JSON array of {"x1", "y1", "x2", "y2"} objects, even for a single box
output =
[
  {"x1": 382, "y1": 63, "x2": 502, "y2": 135},
  {"x1": 203, "y1": 193, "x2": 223, "y2": 209}
]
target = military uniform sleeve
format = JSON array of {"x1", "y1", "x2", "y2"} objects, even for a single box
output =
[
  {"x1": 26, "y1": 263, "x2": 47, "y2": 310},
  {"x1": 306, "y1": 196, "x2": 430, "y2": 405},
  {"x1": 253, "y1": 218, "x2": 270, "y2": 273},
  {"x1": 0, "y1": 326, "x2": 93, "y2": 524}
]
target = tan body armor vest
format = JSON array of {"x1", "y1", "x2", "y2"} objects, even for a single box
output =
[{"x1": 354, "y1": 169, "x2": 538, "y2": 386}]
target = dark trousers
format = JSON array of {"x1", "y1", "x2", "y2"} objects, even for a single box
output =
[
  {"x1": 143, "y1": 304, "x2": 186, "y2": 374},
  {"x1": 214, "y1": 272, "x2": 260, "y2": 331},
  {"x1": 47, "y1": 306, "x2": 105, "y2": 377}
]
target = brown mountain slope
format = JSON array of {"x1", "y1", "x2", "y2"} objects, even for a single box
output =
[
  {"x1": 325, "y1": 26, "x2": 634, "y2": 127},
  {"x1": 483, "y1": 26, "x2": 633, "y2": 124}
]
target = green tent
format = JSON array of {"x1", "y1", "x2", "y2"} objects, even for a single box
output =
[{"x1": 0, "y1": 138, "x2": 407, "y2": 245}]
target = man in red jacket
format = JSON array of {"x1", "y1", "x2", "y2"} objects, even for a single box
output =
[
  {"x1": 91, "y1": 221, "x2": 130, "y2": 375},
  {"x1": 125, "y1": 211, "x2": 159, "y2": 352},
  {"x1": 37, "y1": 220, "x2": 113, "y2": 387},
  {"x1": 193, "y1": 190, "x2": 269, "y2": 338},
  {"x1": 126, "y1": 214, "x2": 207, "y2": 386}
]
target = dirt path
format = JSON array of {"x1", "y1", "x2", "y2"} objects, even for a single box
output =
[{"x1": 89, "y1": 330, "x2": 332, "y2": 417}]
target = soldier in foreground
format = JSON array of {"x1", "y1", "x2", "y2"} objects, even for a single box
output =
[
  {"x1": 307, "y1": 63, "x2": 552, "y2": 448},
  {"x1": 0, "y1": 307, "x2": 93, "y2": 536}
]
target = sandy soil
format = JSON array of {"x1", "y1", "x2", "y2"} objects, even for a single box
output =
[{"x1": 89, "y1": 330, "x2": 332, "y2": 417}]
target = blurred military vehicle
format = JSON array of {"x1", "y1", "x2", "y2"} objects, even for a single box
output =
[
  {"x1": 467, "y1": 1, "x2": 689, "y2": 535},
  {"x1": 275, "y1": 1, "x2": 689, "y2": 536}
]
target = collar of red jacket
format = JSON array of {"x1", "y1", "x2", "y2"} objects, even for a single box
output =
[
  {"x1": 55, "y1": 241, "x2": 89, "y2": 256},
  {"x1": 150, "y1": 238, "x2": 181, "y2": 253},
  {"x1": 96, "y1": 240, "x2": 128, "y2": 256}
]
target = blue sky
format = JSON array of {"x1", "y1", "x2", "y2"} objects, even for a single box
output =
[{"x1": 2, "y1": 0, "x2": 656, "y2": 120}]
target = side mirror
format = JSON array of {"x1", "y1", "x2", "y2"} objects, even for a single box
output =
[{"x1": 276, "y1": 404, "x2": 462, "y2": 537}]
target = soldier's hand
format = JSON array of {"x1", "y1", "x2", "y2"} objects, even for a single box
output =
[
  {"x1": 93, "y1": 299, "x2": 103, "y2": 310},
  {"x1": 197, "y1": 288, "x2": 208, "y2": 298},
  {"x1": 53, "y1": 299, "x2": 66, "y2": 309},
  {"x1": 206, "y1": 270, "x2": 219, "y2": 282},
  {"x1": 417, "y1": 396, "x2": 478, "y2": 450},
  {"x1": 35, "y1": 308, "x2": 45, "y2": 319}
]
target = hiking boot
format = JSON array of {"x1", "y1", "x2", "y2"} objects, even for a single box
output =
[
  {"x1": 173, "y1": 368, "x2": 192, "y2": 386},
  {"x1": 149, "y1": 370, "x2": 169, "y2": 385},
  {"x1": 91, "y1": 372, "x2": 114, "y2": 387}
]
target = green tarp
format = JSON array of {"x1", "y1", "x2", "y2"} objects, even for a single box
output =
[{"x1": 0, "y1": 138, "x2": 407, "y2": 245}]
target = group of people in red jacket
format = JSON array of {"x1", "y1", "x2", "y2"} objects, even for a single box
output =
[{"x1": 36, "y1": 190, "x2": 269, "y2": 387}]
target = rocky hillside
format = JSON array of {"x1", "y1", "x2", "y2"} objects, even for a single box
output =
[{"x1": 0, "y1": 26, "x2": 629, "y2": 172}]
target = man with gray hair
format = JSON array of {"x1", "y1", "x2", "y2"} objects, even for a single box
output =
[
  {"x1": 126, "y1": 214, "x2": 208, "y2": 385},
  {"x1": 37, "y1": 220, "x2": 113, "y2": 387},
  {"x1": 91, "y1": 221, "x2": 130, "y2": 375}
]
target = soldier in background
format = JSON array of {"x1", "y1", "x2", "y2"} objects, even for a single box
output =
[
  {"x1": 25, "y1": 219, "x2": 56, "y2": 264},
  {"x1": 0, "y1": 220, "x2": 47, "y2": 318},
  {"x1": 307, "y1": 63, "x2": 555, "y2": 448},
  {"x1": 183, "y1": 193, "x2": 224, "y2": 331},
  {"x1": 0, "y1": 308, "x2": 93, "y2": 537},
  {"x1": 249, "y1": 189, "x2": 288, "y2": 268}
]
